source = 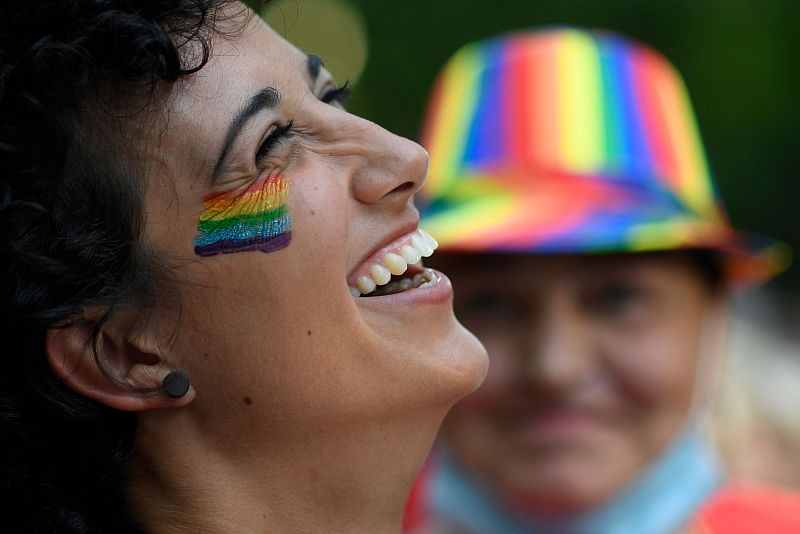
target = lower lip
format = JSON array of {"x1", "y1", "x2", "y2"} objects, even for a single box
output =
[{"x1": 354, "y1": 269, "x2": 453, "y2": 307}]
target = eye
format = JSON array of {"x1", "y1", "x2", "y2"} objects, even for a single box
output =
[
  {"x1": 460, "y1": 292, "x2": 521, "y2": 321},
  {"x1": 584, "y1": 282, "x2": 646, "y2": 316},
  {"x1": 255, "y1": 119, "x2": 294, "y2": 164},
  {"x1": 320, "y1": 81, "x2": 351, "y2": 106}
]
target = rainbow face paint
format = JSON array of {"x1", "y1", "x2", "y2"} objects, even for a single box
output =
[{"x1": 194, "y1": 173, "x2": 291, "y2": 257}]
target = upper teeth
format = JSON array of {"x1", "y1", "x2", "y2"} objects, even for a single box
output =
[
  {"x1": 383, "y1": 253, "x2": 407, "y2": 275},
  {"x1": 352, "y1": 229, "x2": 438, "y2": 296}
]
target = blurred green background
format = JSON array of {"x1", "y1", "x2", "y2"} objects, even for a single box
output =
[{"x1": 261, "y1": 0, "x2": 799, "y2": 287}]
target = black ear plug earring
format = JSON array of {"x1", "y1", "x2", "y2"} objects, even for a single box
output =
[{"x1": 163, "y1": 371, "x2": 190, "y2": 398}]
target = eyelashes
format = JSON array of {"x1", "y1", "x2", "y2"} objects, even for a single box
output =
[
  {"x1": 255, "y1": 81, "x2": 352, "y2": 164},
  {"x1": 321, "y1": 81, "x2": 351, "y2": 105},
  {"x1": 255, "y1": 120, "x2": 294, "y2": 163}
]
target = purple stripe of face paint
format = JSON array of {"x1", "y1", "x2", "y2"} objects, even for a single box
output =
[{"x1": 194, "y1": 231, "x2": 292, "y2": 257}]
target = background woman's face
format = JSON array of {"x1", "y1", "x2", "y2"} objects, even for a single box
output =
[
  {"x1": 436, "y1": 252, "x2": 723, "y2": 513},
  {"x1": 136, "y1": 15, "x2": 487, "y2": 456}
]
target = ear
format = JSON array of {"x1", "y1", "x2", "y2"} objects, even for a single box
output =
[{"x1": 45, "y1": 317, "x2": 195, "y2": 412}]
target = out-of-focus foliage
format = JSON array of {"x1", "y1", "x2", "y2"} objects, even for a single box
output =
[{"x1": 261, "y1": 0, "x2": 369, "y2": 87}]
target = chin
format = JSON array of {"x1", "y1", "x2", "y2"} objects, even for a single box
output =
[
  {"x1": 428, "y1": 317, "x2": 489, "y2": 404},
  {"x1": 358, "y1": 285, "x2": 488, "y2": 409},
  {"x1": 402, "y1": 321, "x2": 488, "y2": 412},
  {"x1": 502, "y1": 455, "x2": 633, "y2": 516}
]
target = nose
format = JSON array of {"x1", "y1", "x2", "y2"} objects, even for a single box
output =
[
  {"x1": 345, "y1": 115, "x2": 428, "y2": 208},
  {"x1": 521, "y1": 289, "x2": 592, "y2": 392}
]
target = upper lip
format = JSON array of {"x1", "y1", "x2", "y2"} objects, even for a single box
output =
[{"x1": 347, "y1": 217, "x2": 419, "y2": 282}]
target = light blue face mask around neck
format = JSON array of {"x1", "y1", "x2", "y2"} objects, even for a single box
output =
[{"x1": 427, "y1": 429, "x2": 723, "y2": 534}]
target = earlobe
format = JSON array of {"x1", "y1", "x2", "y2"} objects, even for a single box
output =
[{"x1": 45, "y1": 322, "x2": 195, "y2": 412}]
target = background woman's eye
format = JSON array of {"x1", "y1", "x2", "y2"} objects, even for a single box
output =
[
  {"x1": 321, "y1": 81, "x2": 351, "y2": 106},
  {"x1": 256, "y1": 120, "x2": 294, "y2": 163},
  {"x1": 460, "y1": 292, "x2": 521, "y2": 320},
  {"x1": 584, "y1": 283, "x2": 646, "y2": 316}
]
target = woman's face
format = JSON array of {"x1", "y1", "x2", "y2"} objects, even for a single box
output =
[
  {"x1": 137, "y1": 13, "x2": 487, "y2": 457},
  {"x1": 435, "y1": 252, "x2": 725, "y2": 514}
]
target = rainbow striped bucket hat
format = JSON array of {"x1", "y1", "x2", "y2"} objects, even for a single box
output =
[{"x1": 418, "y1": 28, "x2": 790, "y2": 282}]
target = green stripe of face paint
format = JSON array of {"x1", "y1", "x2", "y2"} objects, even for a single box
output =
[{"x1": 197, "y1": 205, "x2": 288, "y2": 233}]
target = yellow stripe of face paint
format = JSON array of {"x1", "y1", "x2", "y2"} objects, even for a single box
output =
[{"x1": 201, "y1": 188, "x2": 289, "y2": 220}]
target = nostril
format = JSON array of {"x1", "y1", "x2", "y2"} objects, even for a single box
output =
[{"x1": 391, "y1": 182, "x2": 416, "y2": 195}]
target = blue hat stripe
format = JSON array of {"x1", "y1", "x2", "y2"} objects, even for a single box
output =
[{"x1": 462, "y1": 42, "x2": 506, "y2": 171}]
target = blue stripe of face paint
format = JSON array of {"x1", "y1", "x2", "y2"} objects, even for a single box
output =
[
  {"x1": 192, "y1": 215, "x2": 292, "y2": 248},
  {"x1": 461, "y1": 40, "x2": 508, "y2": 172}
]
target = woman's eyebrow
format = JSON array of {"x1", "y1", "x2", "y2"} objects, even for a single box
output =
[{"x1": 211, "y1": 87, "x2": 281, "y2": 182}]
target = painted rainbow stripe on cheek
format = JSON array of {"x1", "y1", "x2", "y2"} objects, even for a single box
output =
[{"x1": 193, "y1": 173, "x2": 291, "y2": 257}]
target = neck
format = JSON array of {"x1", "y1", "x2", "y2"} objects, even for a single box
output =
[{"x1": 127, "y1": 408, "x2": 447, "y2": 533}]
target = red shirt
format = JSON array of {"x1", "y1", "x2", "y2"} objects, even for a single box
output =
[{"x1": 693, "y1": 483, "x2": 800, "y2": 534}]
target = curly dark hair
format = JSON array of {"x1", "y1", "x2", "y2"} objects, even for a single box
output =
[{"x1": 0, "y1": 1, "x2": 265, "y2": 532}]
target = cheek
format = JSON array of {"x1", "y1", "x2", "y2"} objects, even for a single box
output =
[
  {"x1": 604, "y1": 320, "x2": 701, "y2": 413},
  {"x1": 166, "y1": 253, "x2": 365, "y2": 436},
  {"x1": 159, "y1": 174, "x2": 358, "y2": 417},
  {"x1": 289, "y1": 160, "x2": 351, "y2": 263},
  {"x1": 169, "y1": 256, "x2": 318, "y2": 364}
]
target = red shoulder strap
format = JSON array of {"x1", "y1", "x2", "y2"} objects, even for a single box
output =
[{"x1": 694, "y1": 483, "x2": 800, "y2": 534}]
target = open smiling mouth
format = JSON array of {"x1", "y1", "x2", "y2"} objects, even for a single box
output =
[{"x1": 349, "y1": 229, "x2": 441, "y2": 297}]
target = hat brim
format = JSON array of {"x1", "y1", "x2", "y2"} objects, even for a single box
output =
[{"x1": 420, "y1": 176, "x2": 791, "y2": 285}]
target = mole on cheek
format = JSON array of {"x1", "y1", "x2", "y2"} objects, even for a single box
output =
[{"x1": 244, "y1": 396, "x2": 253, "y2": 405}]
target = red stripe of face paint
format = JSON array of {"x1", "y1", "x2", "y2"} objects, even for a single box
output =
[{"x1": 202, "y1": 174, "x2": 287, "y2": 203}]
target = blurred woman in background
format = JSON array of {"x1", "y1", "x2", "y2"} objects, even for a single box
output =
[{"x1": 405, "y1": 28, "x2": 799, "y2": 534}]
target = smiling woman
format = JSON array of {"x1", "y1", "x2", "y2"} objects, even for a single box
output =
[
  {"x1": 405, "y1": 28, "x2": 798, "y2": 534},
  {"x1": 0, "y1": 2, "x2": 487, "y2": 532}
]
